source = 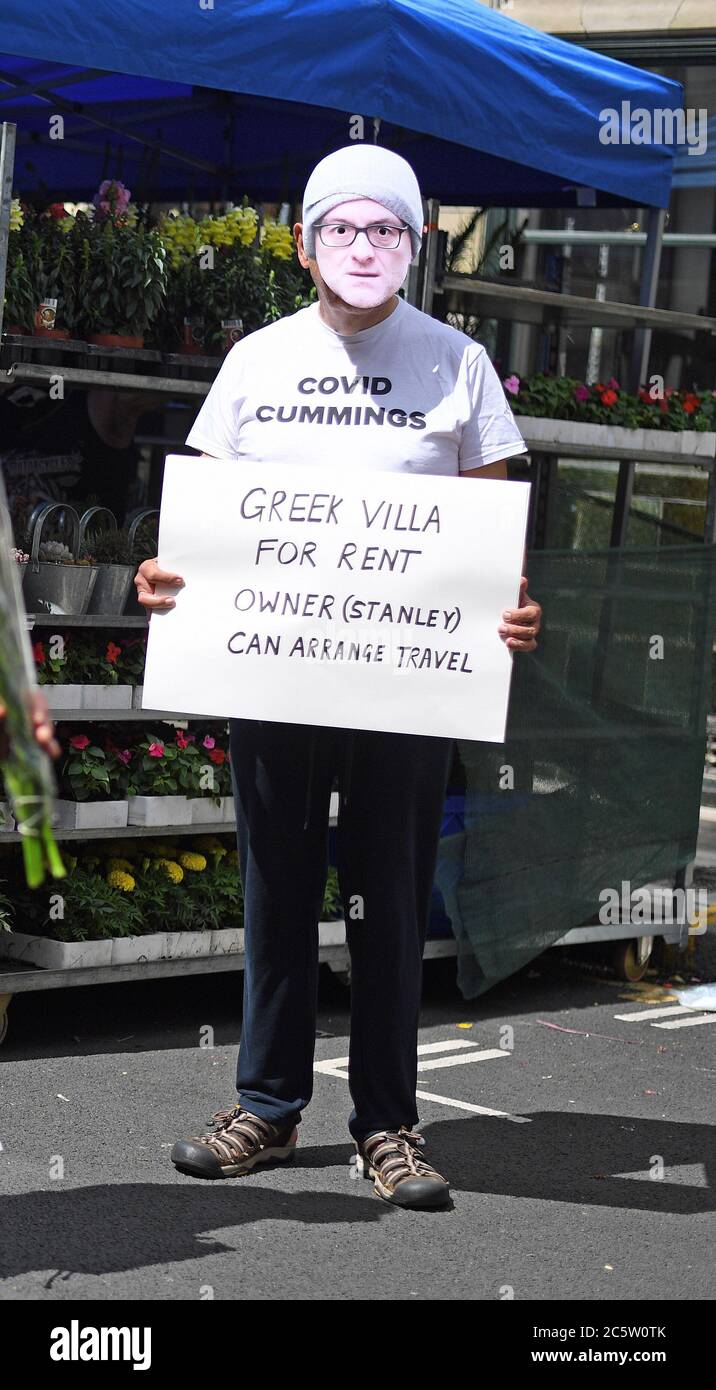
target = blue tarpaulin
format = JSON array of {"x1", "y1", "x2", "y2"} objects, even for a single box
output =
[{"x1": 0, "y1": 0, "x2": 681, "y2": 207}]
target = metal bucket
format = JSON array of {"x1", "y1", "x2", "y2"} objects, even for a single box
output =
[
  {"x1": 79, "y1": 506, "x2": 135, "y2": 615},
  {"x1": 22, "y1": 503, "x2": 98, "y2": 616}
]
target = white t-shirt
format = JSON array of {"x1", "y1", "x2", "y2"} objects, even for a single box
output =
[{"x1": 185, "y1": 294, "x2": 528, "y2": 476}]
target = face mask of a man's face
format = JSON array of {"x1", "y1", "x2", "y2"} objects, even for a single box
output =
[{"x1": 314, "y1": 198, "x2": 414, "y2": 309}]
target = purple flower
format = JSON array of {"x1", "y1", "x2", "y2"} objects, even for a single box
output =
[
  {"x1": 574, "y1": 385, "x2": 590, "y2": 402},
  {"x1": 607, "y1": 377, "x2": 620, "y2": 391},
  {"x1": 503, "y1": 375, "x2": 520, "y2": 396}
]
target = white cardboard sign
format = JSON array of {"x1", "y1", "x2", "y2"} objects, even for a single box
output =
[{"x1": 141, "y1": 455, "x2": 531, "y2": 742}]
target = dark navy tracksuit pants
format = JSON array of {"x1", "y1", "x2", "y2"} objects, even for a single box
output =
[{"x1": 228, "y1": 716, "x2": 454, "y2": 1145}]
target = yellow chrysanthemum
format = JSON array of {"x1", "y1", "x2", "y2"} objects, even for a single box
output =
[
  {"x1": 107, "y1": 869, "x2": 136, "y2": 892},
  {"x1": 154, "y1": 858, "x2": 184, "y2": 884},
  {"x1": 178, "y1": 851, "x2": 207, "y2": 872},
  {"x1": 9, "y1": 198, "x2": 23, "y2": 232}
]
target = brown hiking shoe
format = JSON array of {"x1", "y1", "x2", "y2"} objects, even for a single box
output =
[
  {"x1": 355, "y1": 1126, "x2": 451, "y2": 1208},
  {"x1": 171, "y1": 1103, "x2": 299, "y2": 1179}
]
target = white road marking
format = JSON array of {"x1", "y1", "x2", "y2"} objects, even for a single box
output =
[
  {"x1": 417, "y1": 1048, "x2": 508, "y2": 1071},
  {"x1": 314, "y1": 1040, "x2": 530, "y2": 1123},
  {"x1": 615, "y1": 1005, "x2": 702, "y2": 1021},
  {"x1": 652, "y1": 1014, "x2": 716, "y2": 1030},
  {"x1": 614, "y1": 1004, "x2": 716, "y2": 1029},
  {"x1": 415, "y1": 1089, "x2": 531, "y2": 1123}
]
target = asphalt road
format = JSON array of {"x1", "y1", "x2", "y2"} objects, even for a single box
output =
[{"x1": 1, "y1": 941, "x2": 714, "y2": 1303}]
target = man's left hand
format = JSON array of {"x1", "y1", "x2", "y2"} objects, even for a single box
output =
[{"x1": 497, "y1": 576, "x2": 542, "y2": 653}]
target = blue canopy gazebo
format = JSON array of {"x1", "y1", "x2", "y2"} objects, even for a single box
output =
[{"x1": 0, "y1": 0, "x2": 680, "y2": 207}]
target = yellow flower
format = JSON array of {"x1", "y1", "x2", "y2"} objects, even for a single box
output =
[
  {"x1": 64, "y1": 852, "x2": 79, "y2": 870},
  {"x1": 9, "y1": 198, "x2": 23, "y2": 232},
  {"x1": 154, "y1": 858, "x2": 184, "y2": 884},
  {"x1": 178, "y1": 851, "x2": 207, "y2": 872},
  {"x1": 261, "y1": 221, "x2": 294, "y2": 260},
  {"x1": 224, "y1": 849, "x2": 239, "y2": 867},
  {"x1": 107, "y1": 869, "x2": 136, "y2": 892}
]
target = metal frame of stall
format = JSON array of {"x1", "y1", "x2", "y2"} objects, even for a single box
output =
[{"x1": 0, "y1": 128, "x2": 712, "y2": 1037}]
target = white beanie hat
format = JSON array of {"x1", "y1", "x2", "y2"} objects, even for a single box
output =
[{"x1": 302, "y1": 144, "x2": 424, "y2": 260}]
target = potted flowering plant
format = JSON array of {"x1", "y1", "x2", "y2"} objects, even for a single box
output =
[
  {"x1": 14, "y1": 203, "x2": 80, "y2": 338},
  {"x1": 126, "y1": 731, "x2": 195, "y2": 824},
  {"x1": 172, "y1": 729, "x2": 231, "y2": 822},
  {"x1": 2, "y1": 199, "x2": 35, "y2": 332},
  {"x1": 504, "y1": 373, "x2": 716, "y2": 459},
  {"x1": 79, "y1": 181, "x2": 168, "y2": 347},
  {"x1": 53, "y1": 732, "x2": 129, "y2": 829}
]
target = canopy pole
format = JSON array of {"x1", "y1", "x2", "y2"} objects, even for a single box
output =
[
  {"x1": 627, "y1": 206, "x2": 666, "y2": 395},
  {"x1": 0, "y1": 121, "x2": 16, "y2": 339}
]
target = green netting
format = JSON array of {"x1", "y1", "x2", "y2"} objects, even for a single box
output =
[{"x1": 434, "y1": 543, "x2": 716, "y2": 1000}]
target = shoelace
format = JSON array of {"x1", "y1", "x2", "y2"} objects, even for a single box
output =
[
  {"x1": 197, "y1": 1104, "x2": 273, "y2": 1162},
  {"x1": 363, "y1": 1126, "x2": 440, "y2": 1182}
]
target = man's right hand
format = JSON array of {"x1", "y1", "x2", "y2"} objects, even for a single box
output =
[{"x1": 134, "y1": 556, "x2": 185, "y2": 614}]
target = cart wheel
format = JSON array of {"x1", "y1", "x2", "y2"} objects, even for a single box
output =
[{"x1": 613, "y1": 936, "x2": 654, "y2": 982}]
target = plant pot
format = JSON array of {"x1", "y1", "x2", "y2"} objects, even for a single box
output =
[
  {"x1": 32, "y1": 326, "x2": 70, "y2": 339},
  {"x1": 111, "y1": 932, "x2": 166, "y2": 965},
  {"x1": 80, "y1": 684, "x2": 133, "y2": 710},
  {"x1": 0, "y1": 931, "x2": 113, "y2": 968},
  {"x1": 41, "y1": 684, "x2": 85, "y2": 710},
  {"x1": 0, "y1": 799, "x2": 16, "y2": 831},
  {"x1": 222, "y1": 795, "x2": 236, "y2": 822},
  {"x1": 23, "y1": 502, "x2": 98, "y2": 615},
  {"x1": 88, "y1": 332, "x2": 144, "y2": 348},
  {"x1": 209, "y1": 927, "x2": 245, "y2": 956},
  {"x1": 52, "y1": 799, "x2": 129, "y2": 830},
  {"x1": 127, "y1": 794, "x2": 195, "y2": 826},
  {"x1": 319, "y1": 919, "x2": 347, "y2": 946},
  {"x1": 86, "y1": 563, "x2": 136, "y2": 615},
  {"x1": 23, "y1": 562, "x2": 98, "y2": 616},
  {"x1": 191, "y1": 797, "x2": 227, "y2": 824},
  {"x1": 162, "y1": 929, "x2": 214, "y2": 959},
  {"x1": 132, "y1": 685, "x2": 145, "y2": 709}
]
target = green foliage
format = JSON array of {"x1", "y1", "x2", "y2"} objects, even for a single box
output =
[
  {"x1": 79, "y1": 527, "x2": 136, "y2": 566},
  {"x1": 48, "y1": 869, "x2": 144, "y2": 941},
  {"x1": 75, "y1": 212, "x2": 168, "y2": 337}
]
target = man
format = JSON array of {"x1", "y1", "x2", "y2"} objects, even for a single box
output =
[{"x1": 135, "y1": 144, "x2": 542, "y2": 1209}]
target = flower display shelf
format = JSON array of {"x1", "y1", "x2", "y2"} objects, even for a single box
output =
[
  {"x1": 0, "y1": 920, "x2": 347, "y2": 970},
  {"x1": 511, "y1": 414, "x2": 716, "y2": 460}
]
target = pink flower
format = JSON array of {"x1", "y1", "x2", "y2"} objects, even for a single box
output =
[
  {"x1": 175, "y1": 730, "x2": 190, "y2": 750},
  {"x1": 607, "y1": 377, "x2": 620, "y2": 391},
  {"x1": 70, "y1": 734, "x2": 90, "y2": 750},
  {"x1": 148, "y1": 741, "x2": 165, "y2": 758},
  {"x1": 118, "y1": 749, "x2": 132, "y2": 765},
  {"x1": 93, "y1": 179, "x2": 131, "y2": 220},
  {"x1": 202, "y1": 735, "x2": 216, "y2": 750},
  {"x1": 573, "y1": 385, "x2": 590, "y2": 402},
  {"x1": 503, "y1": 374, "x2": 520, "y2": 396}
]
